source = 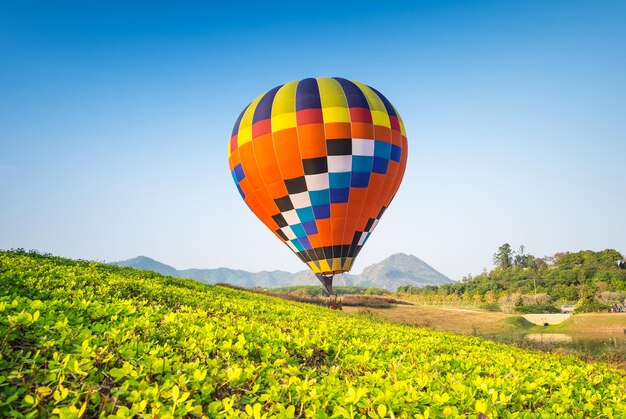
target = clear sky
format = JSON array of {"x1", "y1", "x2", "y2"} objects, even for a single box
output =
[{"x1": 1, "y1": 1, "x2": 625, "y2": 280}]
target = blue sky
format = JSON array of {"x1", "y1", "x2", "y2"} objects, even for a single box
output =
[{"x1": 1, "y1": 1, "x2": 625, "y2": 280}]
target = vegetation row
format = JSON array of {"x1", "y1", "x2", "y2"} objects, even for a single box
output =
[{"x1": 1, "y1": 250, "x2": 625, "y2": 418}]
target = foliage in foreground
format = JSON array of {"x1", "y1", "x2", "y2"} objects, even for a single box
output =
[{"x1": 1, "y1": 250, "x2": 625, "y2": 418}]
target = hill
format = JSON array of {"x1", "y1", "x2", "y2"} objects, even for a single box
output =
[
  {"x1": 112, "y1": 253, "x2": 453, "y2": 291},
  {"x1": 356, "y1": 253, "x2": 455, "y2": 289},
  {"x1": 113, "y1": 255, "x2": 179, "y2": 276},
  {"x1": 1, "y1": 250, "x2": 625, "y2": 417},
  {"x1": 112, "y1": 256, "x2": 294, "y2": 288}
]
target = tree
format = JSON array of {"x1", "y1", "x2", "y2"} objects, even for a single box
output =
[
  {"x1": 578, "y1": 282, "x2": 598, "y2": 305},
  {"x1": 493, "y1": 243, "x2": 513, "y2": 269},
  {"x1": 513, "y1": 245, "x2": 530, "y2": 267}
]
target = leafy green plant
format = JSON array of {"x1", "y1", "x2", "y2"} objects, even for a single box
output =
[{"x1": 1, "y1": 250, "x2": 625, "y2": 417}]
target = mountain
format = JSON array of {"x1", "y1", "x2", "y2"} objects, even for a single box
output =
[
  {"x1": 354, "y1": 253, "x2": 455, "y2": 290},
  {"x1": 111, "y1": 253, "x2": 454, "y2": 291},
  {"x1": 114, "y1": 256, "x2": 179, "y2": 277},
  {"x1": 112, "y1": 256, "x2": 293, "y2": 288}
]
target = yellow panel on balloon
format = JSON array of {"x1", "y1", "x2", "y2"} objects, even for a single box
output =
[
  {"x1": 271, "y1": 112, "x2": 297, "y2": 132},
  {"x1": 322, "y1": 107, "x2": 351, "y2": 124},
  {"x1": 371, "y1": 110, "x2": 391, "y2": 128},
  {"x1": 307, "y1": 261, "x2": 321, "y2": 273},
  {"x1": 317, "y1": 78, "x2": 346, "y2": 105},
  {"x1": 319, "y1": 259, "x2": 331, "y2": 272},
  {"x1": 271, "y1": 81, "x2": 297, "y2": 115},
  {"x1": 237, "y1": 96, "x2": 262, "y2": 147}
]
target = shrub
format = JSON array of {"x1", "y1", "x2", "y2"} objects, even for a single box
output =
[
  {"x1": 574, "y1": 302, "x2": 611, "y2": 313},
  {"x1": 513, "y1": 304, "x2": 560, "y2": 314}
]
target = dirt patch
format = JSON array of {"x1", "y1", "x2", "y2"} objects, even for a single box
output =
[
  {"x1": 523, "y1": 314, "x2": 571, "y2": 325},
  {"x1": 441, "y1": 308, "x2": 482, "y2": 313}
]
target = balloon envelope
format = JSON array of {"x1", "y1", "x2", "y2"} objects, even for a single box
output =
[{"x1": 228, "y1": 77, "x2": 407, "y2": 279}]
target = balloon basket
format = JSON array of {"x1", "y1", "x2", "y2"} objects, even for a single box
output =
[{"x1": 327, "y1": 295, "x2": 343, "y2": 310}]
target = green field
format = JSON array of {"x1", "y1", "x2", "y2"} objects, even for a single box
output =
[{"x1": 1, "y1": 251, "x2": 626, "y2": 418}]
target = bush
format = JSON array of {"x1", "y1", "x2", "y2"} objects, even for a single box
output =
[
  {"x1": 597, "y1": 291, "x2": 626, "y2": 304},
  {"x1": 513, "y1": 304, "x2": 560, "y2": 314},
  {"x1": 574, "y1": 302, "x2": 611, "y2": 313}
]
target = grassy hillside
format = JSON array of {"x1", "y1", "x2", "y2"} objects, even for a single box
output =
[{"x1": 1, "y1": 251, "x2": 625, "y2": 418}]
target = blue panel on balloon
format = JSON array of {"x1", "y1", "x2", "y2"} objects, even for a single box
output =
[
  {"x1": 351, "y1": 172, "x2": 371, "y2": 188},
  {"x1": 296, "y1": 207, "x2": 315, "y2": 223},
  {"x1": 330, "y1": 188, "x2": 350, "y2": 203},
  {"x1": 236, "y1": 184, "x2": 245, "y2": 198},
  {"x1": 295, "y1": 78, "x2": 322, "y2": 111},
  {"x1": 329, "y1": 172, "x2": 351, "y2": 189},
  {"x1": 309, "y1": 190, "x2": 330, "y2": 206},
  {"x1": 313, "y1": 204, "x2": 331, "y2": 219},
  {"x1": 299, "y1": 236, "x2": 313, "y2": 250},
  {"x1": 352, "y1": 155, "x2": 373, "y2": 172},
  {"x1": 291, "y1": 239, "x2": 304, "y2": 252},
  {"x1": 374, "y1": 141, "x2": 392, "y2": 159},
  {"x1": 253, "y1": 85, "x2": 282, "y2": 124},
  {"x1": 372, "y1": 157, "x2": 389, "y2": 174},
  {"x1": 302, "y1": 221, "x2": 318, "y2": 235},
  {"x1": 390, "y1": 145, "x2": 402, "y2": 162},
  {"x1": 290, "y1": 223, "x2": 307, "y2": 238},
  {"x1": 233, "y1": 164, "x2": 245, "y2": 181}
]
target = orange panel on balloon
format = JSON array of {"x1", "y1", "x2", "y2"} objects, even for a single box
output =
[
  {"x1": 252, "y1": 134, "x2": 282, "y2": 185},
  {"x1": 238, "y1": 144, "x2": 265, "y2": 191},
  {"x1": 229, "y1": 149, "x2": 240, "y2": 171},
  {"x1": 297, "y1": 123, "x2": 326, "y2": 159},
  {"x1": 252, "y1": 185, "x2": 280, "y2": 217},
  {"x1": 266, "y1": 180, "x2": 288, "y2": 200},
  {"x1": 315, "y1": 218, "x2": 332, "y2": 243},
  {"x1": 307, "y1": 233, "x2": 322, "y2": 248},
  {"x1": 325, "y1": 122, "x2": 352, "y2": 139},
  {"x1": 351, "y1": 122, "x2": 374, "y2": 140},
  {"x1": 374, "y1": 125, "x2": 392, "y2": 142},
  {"x1": 273, "y1": 129, "x2": 304, "y2": 179}
]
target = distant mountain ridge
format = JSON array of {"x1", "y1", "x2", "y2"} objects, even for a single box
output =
[{"x1": 111, "y1": 253, "x2": 454, "y2": 291}]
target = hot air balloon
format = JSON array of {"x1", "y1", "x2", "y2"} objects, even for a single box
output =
[{"x1": 228, "y1": 77, "x2": 407, "y2": 297}]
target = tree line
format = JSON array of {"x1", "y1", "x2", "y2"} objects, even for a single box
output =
[{"x1": 398, "y1": 245, "x2": 626, "y2": 312}]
